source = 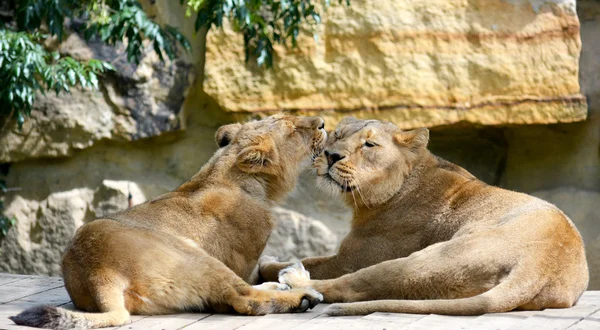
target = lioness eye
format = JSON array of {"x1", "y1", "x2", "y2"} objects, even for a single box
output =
[{"x1": 364, "y1": 141, "x2": 377, "y2": 148}]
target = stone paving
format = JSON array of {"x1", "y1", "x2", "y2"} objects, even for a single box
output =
[{"x1": 1, "y1": 273, "x2": 599, "y2": 330}]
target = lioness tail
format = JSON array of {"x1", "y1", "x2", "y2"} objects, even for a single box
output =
[{"x1": 10, "y1": 304, "x2": 129, "y2": 329}]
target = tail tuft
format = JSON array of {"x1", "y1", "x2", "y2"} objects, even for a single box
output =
[
  {"x1": 10, "y1": 302, "x2": 129, "y2": 329},
  {"x1": 9, "y1": 305, "x2": 63, "y2": 329},
  {"x1": 323, "y1": 303, "x2": 355, "y2": 316}
]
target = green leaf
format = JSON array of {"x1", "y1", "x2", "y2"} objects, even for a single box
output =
[
  {"x1": 89, "y1": 72, "x2": 98, "y2": 89},
  {"x1": 102, "y1": 62, "x2": 115, "y2": 71},
  {"x1": 257, "y1": 48, "x2": 267, "y2": 67},
  {"x1": 195, "y1": 11, "x2": 209, "y2": 31},
  {"x1": 67, "y1": 69, "x2": 76, "y2": 85},
  {"x1": 17, "y1": 112, "x2": 24, "y2": 129},
  {"x1": 154, "y1": 40, "x2": 165, "y2": 62}
]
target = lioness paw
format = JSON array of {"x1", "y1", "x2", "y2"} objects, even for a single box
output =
[
  {"x1": 278, "y1": 262, "x2": 312, "y2": 288},
  {"x1": 290, "y1": 288, "x2": 323, "y2": 313},
  {"x1": 252, "y1": 282, "x2": 290, "y2": 291},
  {"x1": 258, "y1": 255, "x2": 279, "y2": 267}
]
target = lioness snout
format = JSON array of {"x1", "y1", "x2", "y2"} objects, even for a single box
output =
[
  {"x1": 312, "y1": 117, "x2": 325, "y2": 130},
  {"x1": 301, "y1": 116, "x2": 325, "y2": 130},
  {"x1": 325, "y1": 150, "x2": 344, "y2": 167}
]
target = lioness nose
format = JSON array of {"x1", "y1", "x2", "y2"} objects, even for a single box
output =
[
  {"x1": 311, "y1": 117, "x2": 325, "y2": 130},
  {"x1": 324, "y1": 150, "x2": 344, "y2": 167},
  {"x1": 318, "y1": 120, "x2": 325, "y2": 130}
]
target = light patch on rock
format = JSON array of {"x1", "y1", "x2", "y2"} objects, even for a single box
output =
[{"x1": 263, "y1": 207, "x2": 338, "y2": 262}]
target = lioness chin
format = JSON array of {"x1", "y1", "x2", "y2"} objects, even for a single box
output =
[
  {"x1": 260, "y1": 117, "x2": 589, "y2": 316},
  {"x1": 10, "y1": 115, "x2": 327, "y2": 329}
]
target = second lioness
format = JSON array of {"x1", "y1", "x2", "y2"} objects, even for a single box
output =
[
  {"x1": 260, "y1": 117, "x2": 588, "y2": 316},
  {"x1": 11, "y1": 115, "x2": 326, "y2": 329}
]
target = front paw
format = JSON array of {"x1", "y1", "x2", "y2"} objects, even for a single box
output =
[
  {"x1": 278, "y1": 261, "x2": 312, "y2": 288},
  {"x1": 252, "y1": 282, "x2": 290, "y2": 291},
  {"x1": 291, "y1": 288, "x2": 323, "y2": 313}
]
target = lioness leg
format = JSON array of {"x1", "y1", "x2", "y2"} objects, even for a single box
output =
[
  {"x1": 259, "y1": 255, "x2": 345, "y2": 282},
  {"x1": 279, "y1": 235, "x2": 560, "y2": 315},
  {"x1": 182, "y1": 254, "x2": 322, "y2": 315},
  {"x1": 117, "y1": 247, "x2": 322, "y2": 316}
]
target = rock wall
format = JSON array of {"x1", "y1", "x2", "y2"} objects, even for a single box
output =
[
  {"x1": 0, "y1": 35, "x2": 195, "y2": 163},
  {"x1": 203, "y1": 0, "x2": 587, "y2": 128},
  {"x1": 0, "y1": 0, "x2": 599, "y2": 290}
]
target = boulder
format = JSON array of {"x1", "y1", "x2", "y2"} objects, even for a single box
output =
[
  {"x1": 0, "y1": 33, "x2": 195, "y2": 163},
  {"x1": 0, "y1": 189, "x2": 94, "y2": 276},
  {"x1": 264, "y1": 207, "x2": 338, "y2": 261},
  {"x1": 0, "y1": 181, "x2": 147, "y2": 276}
]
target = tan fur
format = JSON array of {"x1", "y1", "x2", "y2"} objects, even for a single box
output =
[
  {"x1": 260, "y1": 117, "x2": 589, "y2": 316},
  {"x1": 10, "y1": 115, "x2": 327, "y2": 329}
]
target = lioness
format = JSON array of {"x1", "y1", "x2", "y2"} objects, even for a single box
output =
[
  {"x1": 11, "y1": 115, "x2": 326, "y2": 329},
  {"x1": 260, "y1": 117, "x2": 589, "y2": 316}
]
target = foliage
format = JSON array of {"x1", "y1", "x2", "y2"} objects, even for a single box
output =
[
  {"x1": 1, "y1": 0, "x2": 191, "y2": 128},
  {"x1": 0, "y1": 30, "x2": 111, "y2": 127},
  {"x1": 184, "y1": 0, "x2": 349, "y2": 67},
  {"x1": 0, "y1": 204, "x2": 16, "y2": 241},
  {"x1": 1, "y1": 0, "x2": 348, "y2": 128},
  {"x1": 82, "y1": 0, "x2": 191, "y2": 64},
  {"x1": 15, "y1": 0, "x2": 191, "y2": 63},
  {"x1": 0, "y1": 165, "x2": 15, "y2": 241}
]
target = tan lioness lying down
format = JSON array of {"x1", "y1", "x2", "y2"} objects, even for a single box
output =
[
  {"x1": 11, "y1": 115, "x2": 326, "y2": 329},
  {"x1": 260, "y1": 117, "x2": 589, "y2": 316}
]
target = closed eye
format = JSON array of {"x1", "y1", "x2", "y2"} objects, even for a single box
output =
[{"x1": 364, "y1": 141, "x2": 378, "y2": 148}]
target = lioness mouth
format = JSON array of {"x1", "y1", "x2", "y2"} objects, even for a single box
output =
[{"x1": 324, "y1": 173, "x2": 354, "y2": 192}]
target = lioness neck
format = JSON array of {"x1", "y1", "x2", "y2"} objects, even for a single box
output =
[
  {"x1": 176, "y1": 150, "x2": 270, "y2": 202},
  {"x1": 353, "y1": 150, "x2": 483, "y2": 236}
]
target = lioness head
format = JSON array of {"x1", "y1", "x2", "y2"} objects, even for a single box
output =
[
  {"x1": 213, "y1": 114, "x2": 327, "y2": 200},
  {"x1": 314, "y1": 117, "x2": 429, "y2": 206}
]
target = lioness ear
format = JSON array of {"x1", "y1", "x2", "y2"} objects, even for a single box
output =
[
  {"x1": 339, "y1": 117, "x2": 359, "y2": 125},
  {"x1": 215, "y1": 123, "x2": 242, "y2": 148},
  {"x1": 236, "y1": 138, "x2": 279, "y2": 173},
  {"x1": 394, "y1": 128, "x2": 429, "y2": 150}
]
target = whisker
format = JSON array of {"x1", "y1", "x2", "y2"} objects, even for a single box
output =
[
  {"x1": 358, "y1": 176, "x2": 376, "y2": 194},
  {"x1": 355, "y1": 183, "x2": 371, "y2": 210},
  {"x1": 347, "y1": 180, "x2": 359, "y2": 210}
]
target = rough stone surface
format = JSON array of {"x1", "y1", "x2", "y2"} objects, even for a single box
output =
[
  {"x1": 0, "y1": 33, "x2": 195, "y2": 163},
  {"x1": 0, "y1": 189, "x2": 94, "y2": 276},
  {"x1": 263, "y1": 207, "x2": 338, "y2": 261},
  {"x1": 283, "y1": 171, "x2": 353, "y2": 238},
  {"x1": 203, "y1": 0, "x2": 586, "y2": 129},
  {"x1": 0, "y1": 181, "x2": 151, "y2": 276}
]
